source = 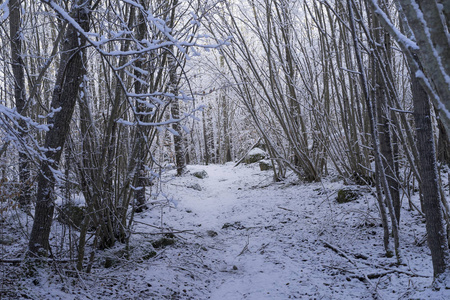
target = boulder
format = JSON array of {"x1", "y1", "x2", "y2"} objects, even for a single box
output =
[
  {"x1": 259, "y1": 159, "x2": 273, "y2": 171},
  {"x1": 188, "y1": 183, "x2": 202, "y2": 191},
  {"x1": 245, "y1": 148, "x2": 267, "y2": 164}
]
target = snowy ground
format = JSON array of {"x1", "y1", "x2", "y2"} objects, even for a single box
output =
[{"x1": 1, "y1": 162, "x2": 450, "y2": 299}]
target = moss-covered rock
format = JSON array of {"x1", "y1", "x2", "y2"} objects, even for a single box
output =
[
  {"x1": 259, "y1": 159, "x2": 272, "y2": 171},
  {"x1": 336, "y1": 189, "x2": 361, "y2": 203},
  {"x1": 245, "y1": 148, "x2": 267, "y2": 164},
  {"x1": 192, "y1": 170, "x2": 208, "y2": 179}
]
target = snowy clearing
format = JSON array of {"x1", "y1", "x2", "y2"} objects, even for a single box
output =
[{"x1": 1, "y1": 163, "x2": 449, "y2": 299}]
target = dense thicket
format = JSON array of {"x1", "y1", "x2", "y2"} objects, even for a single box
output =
[{"x1": 0, "y1": 0, "x2": 449, "y2": 285}]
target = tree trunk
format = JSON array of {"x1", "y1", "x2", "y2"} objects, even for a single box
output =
[
  {"x1": 132, "y1": 7, "x2": 149, "y2": 212},
  {"x1": 202, "y1": 108, "x2": 210, "y2": 165},
  {"x1": 348, "y1": 0, "x2": 399, "y2": 259},
  {"x1": 28, "y1": 1, "x2": 91, "y2": 257},
  {"x1": 167, "y1": 0, "x2": 185, "y2": 175},
  {"x1": 9, "y1": 0, "x2": 31, "y2": 208},
  {"x1": 169, "y1": 54, "x2": 186, "y2": 175},
  {"x1": 437, "y1": 116, "x2": 450, "y2": 166},
  {"x1": 373, "y1": 13, "x2": 400, "y2": 223},
  {"x1": 412, "y1": 74, "x2": 450, "y2": 282}
]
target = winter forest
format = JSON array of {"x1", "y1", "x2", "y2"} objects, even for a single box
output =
[{"x1": 1, "y1": 0, "x2": 450, "y2": 299}]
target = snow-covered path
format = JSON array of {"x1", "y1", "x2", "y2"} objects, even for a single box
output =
[
  {"x1": 128, "y1": 163, "x2": 432, "y2": 299},
  {"x1": 7, "y1": 163, "x2": 449, "y2": 299}
]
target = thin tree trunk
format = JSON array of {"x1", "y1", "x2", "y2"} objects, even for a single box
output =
[
  {"x1": 9, "y1": 0, "x2": 31, "y2": 208},
  {"x1": 28, "y1": 1, "x2": 91, "y2": 257},
  {"x1": 167, "y1": 0, "x2": 185, "y2": 175},
  {"x1": 348, "y1": 0, "x2": 399, "y2": 259},
  {"x1": 202, "y1": 109, "x2": 210, "y2": 165},
  {"x1": 169, "y1": 54, "x2": 186, "y2": 175},
  {"x1": 372, "y1": 13, "x2": 401, "y2": 223}
]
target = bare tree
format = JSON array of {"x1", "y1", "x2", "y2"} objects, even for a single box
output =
[
  {"x1": 28, "y1": 0, "x2": 92, "y2": 257},
  {"x1": 9, "y1": 0, "x2": 32, "y2": 208},
  {"x1": 367, "y1": 0, "x2": 450, "y2": 284}
]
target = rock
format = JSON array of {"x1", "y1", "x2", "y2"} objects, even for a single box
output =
[
  {"x1": 245, "y1": 148, "x2": 267, "y2": 164},
  {"x1": 259, "y1": 159, "x2": 272, "y2": 171},
  {"x1": 192, "y1": 170, "x2": 208, "y2": 179},
  {"x1": 188, "y1": 183, "x2": 202, "y2": 191},
  {"x1": 336, "y1": 188, "x2": 361, "y2": 203},
  {"x1": 206, "y1": 230, "x2": 218, "y2": 237}
]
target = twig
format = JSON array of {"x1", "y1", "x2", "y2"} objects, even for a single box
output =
[
  {"x1": 321, "y1": 239, "x2": 356, "y2": 266},
  {"x1": 0, "y1": 258, "x2": 77, "y2": 263},
  {"x1": 277, "y1": 206, "x2": 294, "y2": 212},
  {"x1": 320, "y1": 239, "x2": 385, "y2": 299},
  {"x1": 133, "y1": 220, "x2": 190, "y2": 234},
  {"x1": 237, "y1": 235, "x2": 250, "y2": 257},
  {"x1": 132, "y1": 230, "x2": 194, "y2": 235}
]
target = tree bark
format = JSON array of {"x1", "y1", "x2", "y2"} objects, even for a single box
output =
[
  {"x1": 169, "y1": 54, "x2": 186, "y2": 175},
  {"x1": 348, "y1": 0, "x2": 399, "y2": 259},
  {"x1": 373, "y1": 12, "x2": 401, "y2": 223},
  {"x1": 202, "y1": 108, "x2": 210, "y2": 165},
  {"x1": 9, "y1": 0, "x2": 31, "y2": 208},
  {"x1": 437, "y1": 116, "x2": 450, "y2": 166},
  {"x1": 167, "y1": 0, "x2": 185, "y2": 175},
  {"x1": 28, "y1": 1, "x2": 91, "y2": 257},
  {"x1": 412, "y1": 74, "x2": 450, "y2": 282}
]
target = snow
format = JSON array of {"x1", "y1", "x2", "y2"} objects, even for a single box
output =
[
  {"x1": 247, "y1": 147, "x2": 267, "y2": 156},
  {"x1": 2, "y1": 163, "x2": 450, "y2": 299},
  {"x1": 369, "y1": 0, "x2": 418, "y2": 51},
  {"x1": 0, "y1": 0, "x2": 9, "y2": 23}
]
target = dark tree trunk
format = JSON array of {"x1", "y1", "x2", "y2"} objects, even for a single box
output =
[
  {"x1": 437, "y1": 116, "x2": 450, "y2": 166},
  {"x1": 28, "y1": 1, "x2": 91, "y2": 257},
  {"x1": 9, "y1": 0, "x2": 31, "y2": 208},
  {"x1": 202, "y1": 109, "x2": 210, "y2": 165},
  {"x1": 167, "y1": 0, "x2": 185, "y2": 176},
  {"x1": 169, "y1": 60, "x2": 186, "y2": 176},
  {"x1": 132, "y1": 7, "x2": 148, "y2": 212},
  {"x1": 412, "y1": 74, "x2": 450, "y2": 280},
  {"x1": 222, "y1": 93, "x2": 232, "y2": 163},
  {"x1": 371, "y1": 6, "x2": 401, "y2": 223},
  {"x1": 376, "y1": 83, "x2": 400, "y2": 223}
]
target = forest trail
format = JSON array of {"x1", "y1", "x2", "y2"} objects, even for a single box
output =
[
  {"x1": 5, "y1": 163, "x2": 447, "y2": 299},
  {"x1": 146, "y1": 163, "x2": 396, "y2": 299}
]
